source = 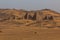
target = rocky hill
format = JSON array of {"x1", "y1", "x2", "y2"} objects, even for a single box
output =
[{"x1": 0, "y1": 9, "x2": 60, "y2": 28}]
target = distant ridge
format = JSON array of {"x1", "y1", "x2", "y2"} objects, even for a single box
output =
[{"x1": 41, "y1": 9, "x2": 60, "y2": 14}]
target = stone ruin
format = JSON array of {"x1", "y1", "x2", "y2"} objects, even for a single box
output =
[{"x1": 0, "y1": 9, "x2": 60, "y2": 28}]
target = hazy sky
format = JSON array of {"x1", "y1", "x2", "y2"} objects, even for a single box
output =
[{"x1": 0, "y1": 0, "x2": 60, "y2": 12}]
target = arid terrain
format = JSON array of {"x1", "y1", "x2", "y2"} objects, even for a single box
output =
[
  {"x1": 0, "y1": 9, "x2": 60, "y2": 40},
  {"x1": 0, "y1": 25, "x2": 60, "y2": 40}
]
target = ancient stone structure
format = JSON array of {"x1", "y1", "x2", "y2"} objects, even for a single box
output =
[{"x1": 0, "y1": 9, "x2": 60, "y2": 27}]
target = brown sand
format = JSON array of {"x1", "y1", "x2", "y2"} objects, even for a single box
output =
[{"x1": 0, "y1": 26, "x2": 60, "y2": 40}]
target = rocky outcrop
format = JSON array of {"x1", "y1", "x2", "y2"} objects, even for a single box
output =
[{"x1": 0, "y1": 9, "x2": 60, "y2": 28}]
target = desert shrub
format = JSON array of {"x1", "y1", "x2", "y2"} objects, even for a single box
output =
[
  {"x1": 0, "y1": 31, "x2": 2, "y2": 32},
  {"x1": 34, "y1": 32, "x2": 37, "y2": 34}
]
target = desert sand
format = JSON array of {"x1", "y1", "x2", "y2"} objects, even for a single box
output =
[
  {"x1": 0, "y1": 25, "x2": 60, "y2": 40},
  {"x1": 0, "y1": 9, "x2": 60, "y2": 40}
]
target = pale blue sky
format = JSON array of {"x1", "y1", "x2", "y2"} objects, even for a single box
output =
[{"x1": 0, "y1": 0, "x2": 60, "y2": 12}]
